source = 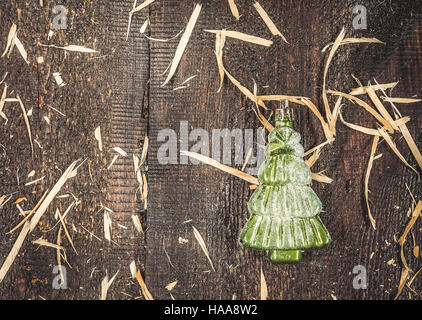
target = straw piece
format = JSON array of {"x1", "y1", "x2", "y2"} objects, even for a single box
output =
[
  {"x1": 227, "y1": 0, "x2": 239, "y2": 20},
  {"x1": 0, "y1": 221, "x2": 30, "y2": 284},
  {"x1": 17, "y1": 95, "x2": 34, "y2": 158},
  {"x1": 321, "y1": 37, "x2": 384, "y2": 52},
  {"x1": 29, "y1": 160, "x2": 80, "y2": 232},
  {"x1": 136, "y1": 269, "x2": 154, "y2": 300},
  {"x1": 215, "y1": 31, "x2": 226, "y2": 92},
  {"x1": 113, "y1": 147, "x2": 127, "y2": 157},
  {"x1": 107, "y1": 155, "x2": 119, "y2": 170},
  {"x1": 398, "y1": 201, "x2": 422, "y2": 246},
  {"x1": 192, "y1": 226, "x2": 215, "y2": 272},
  {"x1": 104, "y1": 210, "x2": 112, "y2": 242},
  {"x1": 162, "y1": 3, "x2": 202, "y2": 86},
  {"x1": 349, "y1": 82, "x2": 398, "y2": 96},
  {"x1": 100, "y1": 270, "x2": 119, "y2": 300},
  {"x1": 57, "y1": 203, "x2": 77, "y2": 254},
  {"x1": 131, "y1": 214, "x2": 143, "y2": 233},
  {"x1": 304, "y1": 139, "x2": 333, "y2": 157},
  {"x1": 33, "y1": 237, "x2": 64, "y2": 251},
  {"x1": 56, "y1": 226, "x2": 65, "y2": 284},
  {"x1": 2, "y1": 23, "x2": 17, "y2": 58},
  {"x1": 305, "y1": 148, "x2": 321, "y2": 168},
  {"x1": 397, "y1": 122, "x2": 422, "y2": 172},
  {"x1": 339, "y1": 112, "x2": 381, "y2": 136},
  {"x1": 0, "y1": 83, "x2": 9, "y2": 124},
  {"x1": 311, "y1": 172, "x2": 333, "y2": 184},
  {"x1": 366, "y1": 87, "x2": 398, "y2": 131},
  {"x1": 381, "y1": 97, "x2": 421, "y2": 103},
  {"x1": 377, "y1": 127, "x2": 419, "y2": 177},
  {"x1": 39, "y1": 43, "x2": 98, "y2": 53},
  {"x1": 205, "y1": 30, "x2": 273, "y2": 47},
  {"x1": 253, "y1": 1, "x2": 287, "y2": 43},
  {"x1": 222, "y1": 65, "x2": 267, "y2": 109},
  {"x1": 8, "y1": 190, "x2": 49, "y2": 234},
  {"x1": 260, "y1": 266, "x2": 268, "y2": 300},
  {"x1": 301, "y1": 98, "x2": 334, "y2": 140},
  {"x1": 126, "y1": 0, "x2": 138, "y2": 40},
  {"x1": 129, "y1": 261, "x2": 137, "y2": 278},
  {"x1": 181, "y1": 151, "x2": 258, "y2": 185},
  {"x1": 94, "y1": 126, "x2": 103, "y2": 151},
  {"x1": 13, "y1": 35, "x2": 29, "y2": 64},
  {"x1": 394, "y1": 268, "x2": 409, "y2": 300},
  {"x1": 130, "y1": 0, "x2": 155, "y2": 14},
  {"x1": 365, "y1": 135, "x2": 380, "y2": 229},
  {"x1": 328, "y1": 90, "x2": 394, "y2": 132},
  {"x1": 322, "y1": 27, "x2": 345, "y2": 125},
  {"x1": 165, "y1": 280, "x2": 178, "y2": 291}
]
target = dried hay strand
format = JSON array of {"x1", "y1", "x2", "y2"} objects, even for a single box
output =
[
  {"x1": 205, "y1": 30, "x2": 273, "y2": 47},
  {"x1": 192, "y1": 225, "x2": 215, "y2": 272},
  {"x1": 162, "y1": 3, "x2": 202, "y2": 86},
  {"x1": 227, "y1": 0, "x2": 240, "y2": 20},
  {"x1": 321, "y1": 37, "x2": 384, "y2": 52},
  {"x1": 365, "y1": 135, "x2": 380, "y2": 229},
  {"x1": 253, "y1": 1, "x2": 288, "y2": 43},
  {"x1": 135, "y1": 269, "x2": 154, "y2": 300}
]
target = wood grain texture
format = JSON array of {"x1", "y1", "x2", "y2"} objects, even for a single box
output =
[{"x1": 0, "y1": 0, "x2": 420, "y2": 300}]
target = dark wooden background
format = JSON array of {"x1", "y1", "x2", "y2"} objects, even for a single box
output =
[{"x1": 0, "y1": 0, "x2": 421, "y2": 300}]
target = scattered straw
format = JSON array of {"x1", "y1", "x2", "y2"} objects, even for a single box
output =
[
  {"x1": 321, "y1": 37, "x2": 384, "y2": 52},
  {"x1": 16, "y1": 95, "x2": 34, "y2": 158},
  {"x1": 328, "y1": 90, "x2": 394, "y2": 132},
  {"x1": 349, "y1": 82, "x2": 398, "y2": 96},
  {"x1": 57, "y1": 203, "x2": 77, "y2": 254},
  {"x1": 39, "y1": 43, "x2": 98, "y2": 53},
  {"x1": 192, "y1": 225, "x2": 215, "y2": 272},
  {"x1": 131, "y1": 214, "x2": 143, "y2": 233},
  {"x1": 381, "y1": 97, "x2": 421, "y2": 103},
  {"x1": 2, "y1": 23, "x2": 17, "y2": 58},
  {"x1": 162, "y1": 3, "x2": 202, "y2": 86},
  {"x1": 8, "y1": 190, "x2": 49, "y2": 234},
  {"x1": 165, "y1": 280, "x2": 178, "y2": 291},
  {"x1": 104, "y1": 210, "x2": 112, "y2": 242},
  {"x1": 253, "y1": 1, "x2": 287, "y2": 43},
  {"x1": 0, "y1": 221, "x2": 30, "y2": 284},
  {"x1": 29, "y1": 160, "x2": 80, "y2": 232},
  {"x1": 181, "y1": 151, "x2": 258, "y2": 185},
  {"x1": 322, "y1": 27, "x2": 345, "y2": 126},
  {"x1": 260, "y1": 266, "x2": 268, "y2": 300},
  {"x1": 136, "y1": 269, "x2": 154, "y2": 300},
  {"x1": 100, "y1": 270, "x2": 119, "y2": 300},
  {"x1": 94, "y1": 126, "x2": 103, "y2": 151},
  {"x1": 56, "y1": 226, "x2": 64, "y2": 285},
  {"x1": 25, "y1": 176, "x2": 45, "y2": 186},
  {"x1": 205, "y1": 30, "x2": 272, "y2": 47},
  {"x1": 131, "y1": 0, "x2": 155, "y2": 14},
  {"x1": 397, "y1": 121, "x2": 422, "y2": 172},
  {"x1": 227, "y1": 0, "x2": 240, "y2": 20},
  {"x1": 311, "y1": 172, "x2": 333, "y2": 184},
  {"x1": 395, "y1": 268, "x2": 410, "y2": 300},
  {"x1": 339, "y1": 111, "x2": 380, "y2": 136},
  {"x1": 33, "y1": 237, "x2": 64, "y2": 251},
  {"x1": 113, "y1": 147, "x2": 128, "y2": 157},
  {"x1": 366, "y1": 87, "x2": 398, "y2": 131},
  {"x1": 377, "y1": 127, "x2": 419, "y2": 178},
  {"x1": 214, "y1": 31, "x2": 226, "y2": 92},
  {"x1": 365, "y1": 135, "x2": 380, "y2": 229}
]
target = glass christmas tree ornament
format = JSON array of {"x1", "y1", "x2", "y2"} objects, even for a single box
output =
[{"x1": 239, "y1": 101, "x2": 331, "y2": 263}]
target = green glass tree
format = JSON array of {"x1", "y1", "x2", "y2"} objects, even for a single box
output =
[{"x1": 239, "y1": 103, "x2": 331, "y2": 263}]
